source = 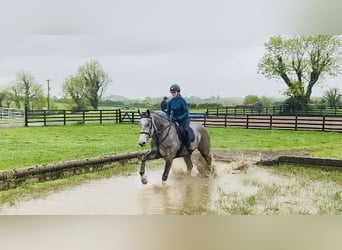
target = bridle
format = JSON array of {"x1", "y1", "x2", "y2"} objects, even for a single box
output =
[
  {"x1": 139, "y1": 113, "x2": 172, "y2": 145},
  {"x1": 139, "y1": 117, "x2": 154, "y2": 137}
]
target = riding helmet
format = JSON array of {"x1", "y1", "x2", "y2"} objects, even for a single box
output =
[{"x1": 170, "y1": 84, "x2": 181, "y2": 92}]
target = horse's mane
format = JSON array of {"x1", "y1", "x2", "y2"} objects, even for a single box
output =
[
  {"x1": 140, "y1": 109, "x2": 170, "y2": 126},
  {"x1": 151, "y1": 110, "x2": 169, "y2": 120},
  {"x1": 149, "y1": 110, "x2": 171, "y2": 129}
]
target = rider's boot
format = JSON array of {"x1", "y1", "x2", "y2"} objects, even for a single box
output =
[{"x1": 185, "y1": 133, "x2": 192, "y2": 153}]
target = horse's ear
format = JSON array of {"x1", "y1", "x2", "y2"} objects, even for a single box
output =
[
  {"x1": 147, "y1": 109, "x2": 150, "y2": 116},
  {"x1": 137, "y1": 109, "x2": 141, "y2": 115}
]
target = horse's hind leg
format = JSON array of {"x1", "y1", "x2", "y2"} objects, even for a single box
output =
[
  {"x1": 197, "y1": 144, "x2": 213, "y2": 177},
  {"x1": 183, "y1": 155, "x2": 194, "y2": 175},
  {"x1": 202, "y1": 152, "x2": 212, "y2": 166},
  {"x1": 198, "y1": 146, "x2": 212, "y2": 166}
]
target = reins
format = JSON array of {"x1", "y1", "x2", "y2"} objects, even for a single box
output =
[
  {"x1": 140, "y1": 112, "x2": 172, "y2": 146},
  {"x1": 151, "y1": 114, "x2": 172, "y2": 146}
]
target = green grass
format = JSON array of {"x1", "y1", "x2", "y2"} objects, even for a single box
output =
[
  {"x1": 0, "y1": 124, "x2": 341, "y2": 171},
  {"x1": 0, "y1": 123, "x2": 143, "y2": 170},
  {"x1": 207, "y1": 127, "x2": 342, "y2": 158},
  {"x1": 269, "y1": 164, "x2": 342, "y2": 185}
]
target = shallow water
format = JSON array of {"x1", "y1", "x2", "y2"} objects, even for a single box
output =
[
  {"x1": 0, "y1": 158, "x2": 245, "y2": 215},
  {"x1": 1, "y1": 156, "x2": 341, "y2": 215}
]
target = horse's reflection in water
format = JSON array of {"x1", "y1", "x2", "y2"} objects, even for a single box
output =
[
  {"x1": 138, "y1": 158, "x2": 214, "y2": 214},
  {"x1": 138, "y1": 110, "x2": 213, "y2": 185}
]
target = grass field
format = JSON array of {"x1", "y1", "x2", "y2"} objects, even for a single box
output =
[{"x1": 0, "y1": 123, "x2": 341, "y2": 170}]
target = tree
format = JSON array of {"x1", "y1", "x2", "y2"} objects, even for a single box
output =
[
  {"x1": 258, "y1": 35, "x2": 342, "y2": 110},
  {"x1": 0, "y1": 89, "x2": 6, "y2": 107},
  {"x1": 9, "y1": 83, "x2": 23, "y2": 108},
  {"x1": 16, "y1": 71, "x2": 34, "y2": 107},
  {"x1": 243, "y1": 95, "x2": 260, "y2": 105},
  {"x1": 323, "y1": 88, "x2": 341, "y2": 107},
  {"x1": 29, "y1": 84, "x2": 46, "y2": 110},
  {"x1": 63, "y1": 60, "x2": 112, "y2": 110},
  {"x1": 10, "y1": 71, "x2": 45, "y2": 110},
  {"x1": 62, "y1": 75, "x2": 90, "y2": 110}
]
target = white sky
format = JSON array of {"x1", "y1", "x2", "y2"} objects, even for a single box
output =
[{"x1": 0, "y1": 0, "x2": 341, "y2": 99}]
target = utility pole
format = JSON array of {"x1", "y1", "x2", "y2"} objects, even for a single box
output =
[{"x1": 46, "y1": 79, "x2": 51, "y2": 110}]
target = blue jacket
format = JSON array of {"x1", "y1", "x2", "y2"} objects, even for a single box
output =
[{"x1": 167, "y1": 95, "x2": 189, "y2": 122}]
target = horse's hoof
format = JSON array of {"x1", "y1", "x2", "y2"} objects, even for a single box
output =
[{"x1": 141, "y1": 176, "x2": 148, "y2": 184}]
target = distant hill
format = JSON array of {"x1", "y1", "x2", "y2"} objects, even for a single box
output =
[
  {"x1": 101, "y1": 95, "x2": 284, "y2": 108},
  {"x1": 104, "y1": 95, "x2": 131, "y2": 102},
  {"x1": 103, "y1": 95, "x2": 246, "y2": 105}
]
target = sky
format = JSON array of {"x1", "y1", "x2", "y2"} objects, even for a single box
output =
[{"x1": 1, "y1": 0, "x2": 342, "y2": 99}]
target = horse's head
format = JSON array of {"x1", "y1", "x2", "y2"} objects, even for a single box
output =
[{"x1": 138, "y1": 109, "x2": 153, "y2": 147}]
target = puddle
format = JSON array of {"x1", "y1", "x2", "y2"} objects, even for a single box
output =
[{"x1": 1, "y1": 155, "x2": 342, "y2": 215}]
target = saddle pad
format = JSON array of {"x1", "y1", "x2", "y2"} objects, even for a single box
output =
[{"x1": 175, "y1": 125, "x2": 195, "y2": 144}]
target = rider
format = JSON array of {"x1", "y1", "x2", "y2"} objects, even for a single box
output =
[{"x1": 166, "y1": 83, "x2": 192, "y2": 151}]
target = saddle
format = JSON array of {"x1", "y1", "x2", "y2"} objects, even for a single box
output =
[{"x1": 175, "y1": 124, "x2": 195, "y2": 145}]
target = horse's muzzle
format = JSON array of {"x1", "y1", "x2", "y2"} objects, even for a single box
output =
[{"x1": 138, "y1": 141, "x2": 146, "y2": 147}]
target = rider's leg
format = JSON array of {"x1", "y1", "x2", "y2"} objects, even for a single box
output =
[{"x1": 180, "y1": 118, "x2": 191, "y2": 150}]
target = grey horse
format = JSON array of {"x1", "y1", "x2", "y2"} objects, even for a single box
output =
[{"x1": 138, "y1": 109, "x2": 212, "y2": 184}]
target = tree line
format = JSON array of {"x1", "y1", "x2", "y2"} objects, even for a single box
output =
[
  {"x1": 0, "y1": 60, "x2": 111, "y2": 111},
  {"x1": 1, "y1": 35, "x2": 342, "y2": 112}
]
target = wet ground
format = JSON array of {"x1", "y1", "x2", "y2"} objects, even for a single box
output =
[{"x1": 1, "y1": 151, "x2": 342, "y2": 215}]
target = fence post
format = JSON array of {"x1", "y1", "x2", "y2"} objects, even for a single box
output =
[
  {"x1": 100, "y1": 110, "x2": 103, "y2": 124},
  {"x1": 295, "y1": 115, "x2": 298, "y2": 131},
  {"x1": 63, "y1": 110, "x2": 66, "y2": 125},
  {"x1": 24, "y1": 106, "x2": 28, "y2": 127},
  {"x1": 322, "y1": 115, "x2": 326, "y2": 131},
  {"x1": 204, "y1": 111, "x2": 207, "y2": 127},
  {"x1": 43, "y1": 110, "x2": 47, "y2": 126},
  {"x1": 246, "y1": 114, "x2": 249, "y2": 129},
  {"x1": 224, "y1": 113, "x2": 227, "y2": 127},
  {"x1": 82, "y1": 111, "x2": 86, "y2": 124},
  {"x1": 269, "y1": 115, "x2": 273, "y2": 129},
  {"x1": 114, "y1": 109, "x2": 118, "y2": 123}
]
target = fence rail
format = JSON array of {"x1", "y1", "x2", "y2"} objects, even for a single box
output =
[
  {"x1": 206, "y1": 106, "x2": 342, "y2": 116},
  {"x1": 190, "y1": 114, "x2": 342, "y2": 132},
  {"x1": 24, "y1": 108, "x2": 342, "y2": 132},
  {"x1": 0, "y1": 107, "x2": 25, "y2": 127},
  {"x1": 25, "y1": 109, "x2": 140, "y2": 126}
]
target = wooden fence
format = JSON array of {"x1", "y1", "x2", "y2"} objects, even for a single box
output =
[
  {"x1": 25, "y1": 109, "x2": 140, "y2": 126},
  {"x1": 206, "y1": 106, "x2": 342, "y2": 116},
  {"x1": 24, "y1": 108, "x2": 342, "y2": 132},
  {"x1": 190, "y1": 114, "x2": 342, "y2": 132}
]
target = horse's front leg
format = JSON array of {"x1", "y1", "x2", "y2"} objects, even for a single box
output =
[
  {"x1": 140, "y1": 149, "x2": 159, "y2": 184},
  {"x1": 162, "y1": 159, "x2": 173, "y2": 184}
]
